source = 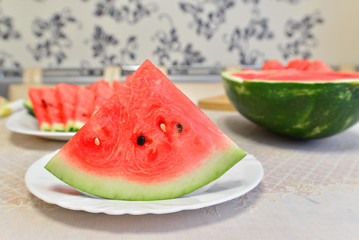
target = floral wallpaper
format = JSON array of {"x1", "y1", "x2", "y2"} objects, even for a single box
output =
[{"x1": 0, "y1": 0, "x2": 358, "y2": 70}]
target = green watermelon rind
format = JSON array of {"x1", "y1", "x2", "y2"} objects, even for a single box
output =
[
  {"x1": 45, "y1": 144, "x2": 246, "y2": 201},
  {"x1": 222, "y1": 71, "x2": 359, "y2": 139},
  {"x1": 40, "y1": 123, "x2": 51, "y2": 132},
  {"x1": 51, "y1": 123, "x2": 66, "y2": 132},
  {"x1": 73, "y1": 121, "x2": 85, "y2": 132}
]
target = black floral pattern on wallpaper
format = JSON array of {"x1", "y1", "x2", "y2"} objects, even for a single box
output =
[
  {"x1": 0, "y1": 9, "x2": 21, "y2": 69},
  {"x1": 224, "y1": 13, "x2": 274, "y2": 65},
  {"x1": 88, "y1": 25, "x2": 119, "y2": 65},
  {"x1": 243, "y1": 0, "x2": 301, "y2": 4},
  {"x1": 0, "y1": 51, "x2": 21, "y2": 69},
  {"x1": 152, "y1": 14, "x2": 206, "y2": 68},
  {"x1": 1, "y1": 0, "x2": 326, "y2": 70},
  {"x1": 87, "y1": 25, "x2": 138, "y2": 65},
  {"x1": 179, "y1": 0, "x2": 235, "y2": 40},
  {"x1": 27, "y1": 8, "x2": 80, "y2": 66},
  {"x1": 119, "y1": 35, "x2": 138, "y2": 63},
  {"x1": 279, "y1": 11, "x2": 324, "y2": 59},
  {"x1": 94, "y1": 0, "x2": 158, "y2": 24}
]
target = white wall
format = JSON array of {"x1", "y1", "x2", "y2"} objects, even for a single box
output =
[{"x1": 0, "y1": 0, "x2": 358, "y2": 69}]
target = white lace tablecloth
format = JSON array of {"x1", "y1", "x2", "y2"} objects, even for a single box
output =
[{"x1": 1, "y1": 83, "x2": 359, "y2": 240}]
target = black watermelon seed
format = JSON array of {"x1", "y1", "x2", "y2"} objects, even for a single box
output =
[
  {"x1": 41, "y1": 99, "x2": 47, "y2": 109},
  {"x1": 137, "y1": 135, "x2": 145, "y2": 146},
  {"x1": 176, "y1": 123, "x2": 183, "y2": 133}
]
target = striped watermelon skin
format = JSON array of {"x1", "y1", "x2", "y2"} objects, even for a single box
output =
[{"x1": 222, "y1": 72, "x2": 359, "y2": 139}]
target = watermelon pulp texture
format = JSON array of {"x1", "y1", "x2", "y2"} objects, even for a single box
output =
[
  {"x1": 56, "y1": 83, "x2": 77, "y2": 131},
  {"x1": 45, "y1": 60, "x2": 246, "y2": 200},
  {"x1": 222, "y1": 59, "x2": 359, "y2": 139},
  {"x1": 28, "y1": 87, "x2": 51, "y2": 131},
  {"x1": 28, "y1": 80, "x2": 120, "y2": 132}
]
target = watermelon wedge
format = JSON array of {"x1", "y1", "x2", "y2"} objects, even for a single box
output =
[
  {"x1": 222, "y1": 65, "x2": 359, "y2": 139},
  {"x1": 56, "y1": 83, "x2": 78, "y2": 132},
  {"x1": 73, "y1": 86, "x2": 95, "y2": 131},
  {"x1": 28, "y1": 88, "x2": 51, "y2": 131},
  {"x1": 112, "y1": 80, "x2": 123, "y2": 92},
  {"x1": 45, "y1": 59, "x2": 247, "y2": 200},
  {"x1": 40, "y1": 87, "x2": 65, "y2": 132},
  {"x1": 89, "y1": 80, "x2": 114, "y2": 113}
]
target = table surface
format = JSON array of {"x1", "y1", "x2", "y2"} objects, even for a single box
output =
[{"x1": 1, "y1": 82, "x2": 359, "y2": 240}]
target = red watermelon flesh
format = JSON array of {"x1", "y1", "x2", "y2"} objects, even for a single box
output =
[
  {"x1": 89, "y1": 80, "x2": 114, "y2": 113},
  {"x1": 304, "y1": 60, "x2": 333, "y2": 72},
  {"x1": 285, "y1": 58, "x2": 311, "y2": 70},
  {"x1": 28, "y1": 87, "x2": 51, "y2": 131},
  {"x1": 56, "y1": 83, "x2": 78, "y2": 131},
  {"x1": 232, "y1": 70, "x2": 359, "y2": 82},
  {"x1": 40, "y1": 87, "x2": 65, "y2": 131},
  {"x1": 45, "y1": 59, "x2": 247, "y2": 200},
  {"x1": 73, "y1": 86, "x2": 95, "y2": 131},
  {"x1": 261, "y1": 59, "x2": 285, "y2": 70},
  {"x1": 112, "y1": 80, "x2": 123, "y2": 92},
  {"x1": 262, "y1": 59, "x2": 333, "y2": 73}
]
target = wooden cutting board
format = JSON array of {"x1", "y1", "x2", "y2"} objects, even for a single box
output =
[{"x1": 198, "y1": 94, "x2": 236, "y2": 111}]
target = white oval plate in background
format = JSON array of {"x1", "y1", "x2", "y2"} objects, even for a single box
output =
[
  {"x1": 6, "y1": 110, "x2": 75, "y2": 141},
  {"x1": 25, "y1": 150, "x2": 263, "y2": 215}
]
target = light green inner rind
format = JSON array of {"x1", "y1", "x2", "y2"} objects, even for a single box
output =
[
  {"x1": 40, "y1": 123, "x2": 51, "y2": 131},
  {"x1": 51, "y1": 123, "x2": 65, "y2": 132},
  {"x1": 64, "y1": 120, "x2": 74, "y2": 132},
  {"x1": 222, "y1": 71, "x2": 359, "y2": 139},
  {"x1": 45, "y1": 144, "x2": 246, "y2": 201},
  {"x1": 73, "y1": 121, "x2": 85, "y2": 132}
]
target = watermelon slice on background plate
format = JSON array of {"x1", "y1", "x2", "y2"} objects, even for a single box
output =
[
  {"x1": 40, "y1": 87, "x2": 65, "y2": 132},
  {"x1": 73, "y1": 86, "x2": 95, "y2": 131},
  {"x1": 56, "y1": 83, "x2": 78, "y2": 132},
  {"x1": 28, "y1": 87, "x2": 51, "y2": 131},
  {"x1": 88, "y1": 80, "x2": 114, "y2": 113},
  {"x1": 45, "y1": 59, "x2": 248, "y2": 201}
]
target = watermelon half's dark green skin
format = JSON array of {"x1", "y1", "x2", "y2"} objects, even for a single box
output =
[
  {"x1": 222, "y1": 70, "x2": 359, "y2": 139},
  {"x1": 45, "y1": 60, "x2": 246, "y2": 201}
]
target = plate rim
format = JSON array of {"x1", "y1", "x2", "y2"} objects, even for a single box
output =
[
  {"x1": 6, "y1": 110, "x2": 75, "y2": 140},
  {"x1": 25, "y1": 150, "x2": 264, "y2": 215}
]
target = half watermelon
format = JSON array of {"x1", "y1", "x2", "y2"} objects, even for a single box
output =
[
  {"x1": 222, "y1": 64, "x2": 359, "y2": 139},
  {"x1": 45, "y1": 60, "x2": 247, "y2": 200}
]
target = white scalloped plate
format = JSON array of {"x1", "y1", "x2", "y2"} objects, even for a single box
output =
[
  {"x1": 6, "y1": 110, "x2": 75, "y2": 141},
  {"x1": 25, "y1": 150, "x2": 263, "y2": 215}
]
